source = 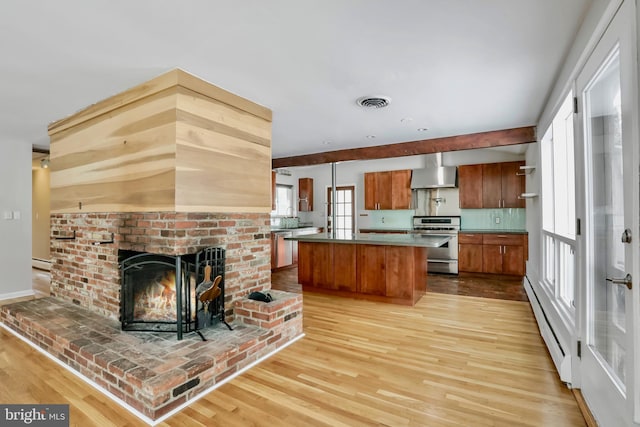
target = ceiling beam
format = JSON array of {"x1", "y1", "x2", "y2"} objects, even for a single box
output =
[{"x1": 272, "y1": 126, "x2": 536, "y2": 168}]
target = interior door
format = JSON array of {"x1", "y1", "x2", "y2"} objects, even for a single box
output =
[{"x1": 576, "y1": 1, "x2": 638, "y2": 425}]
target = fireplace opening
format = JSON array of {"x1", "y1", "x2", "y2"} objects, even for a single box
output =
[{"x1": 120, "y1": 247, "x2": 230, "y2": 340}]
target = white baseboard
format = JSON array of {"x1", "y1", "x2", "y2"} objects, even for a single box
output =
[
  {"x1": 32, "y1": 258, "x2": 52, "y2": 271},
  {"x1": 0, "y1": 289, "x2": 35, "y2": 301}
]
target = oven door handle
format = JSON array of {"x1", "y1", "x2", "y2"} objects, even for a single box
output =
[{"x1": 415, "y1": 233, "x2": 457, "y2": 238}]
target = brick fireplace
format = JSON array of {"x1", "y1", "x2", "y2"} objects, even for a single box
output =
[
  {"x1": 0, "y1": 70, "x2": 303, "y2": 421},
  {"x1": 50, "y1": 212, "x2": 272, "y2": 323}
]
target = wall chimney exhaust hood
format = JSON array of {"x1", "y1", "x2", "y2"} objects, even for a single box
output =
[{"x1": 410, "y1": 153, "x2": 458, "y2": 189}]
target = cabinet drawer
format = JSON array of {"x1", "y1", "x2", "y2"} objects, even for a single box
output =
[
  {"x1": 482, "y1": 233, "x2": 525, "y2": 246},
  {"x1": 459, "y1": 233, "x2": 483, "y2": 244}
]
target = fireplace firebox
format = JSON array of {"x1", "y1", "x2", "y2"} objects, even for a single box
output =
[{"x1": 120, "y1": 247, "x2": 230, "y2": 340}]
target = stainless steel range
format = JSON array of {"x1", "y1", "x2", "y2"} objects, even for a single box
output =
[{"x1": 412, "y1": 216, "x2": 460, "y2": 274}]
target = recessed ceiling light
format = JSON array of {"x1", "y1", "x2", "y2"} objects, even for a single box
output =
[
  {"x1": 417, "y1": 128, "x2": 429, "y2": 132},
  {"x1": 322, "y1": 140, "x2": 332, "y2": 145},
  {"x1": 365, "y1": 135, "x2": 376, "y2": 139},
  {"x1": 400, "y1": 117, "x2": 413, "y2": 123},
  {"x1": 356, "y1": 96, "x2": 391, "y2": 109}
]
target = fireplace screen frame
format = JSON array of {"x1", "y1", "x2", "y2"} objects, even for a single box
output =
[{"x1": 120, "y1": 247, "x2": 226, "y2": 340}]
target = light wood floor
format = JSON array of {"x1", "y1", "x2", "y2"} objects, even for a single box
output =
[{"x1": 0, "y1": 270, "x2": 586, "y2": 426}]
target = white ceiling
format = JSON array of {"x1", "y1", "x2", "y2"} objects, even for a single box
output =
[{"x1": 2, "y1": 0, "x2": 592, "y2": 159}]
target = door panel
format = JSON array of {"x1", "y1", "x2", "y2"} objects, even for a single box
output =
[
  {"x1": 482, "y1": 163, "x2": 502, "y2": 208},
  {"x1": 576, "y1": 1, "x2": 638, "y2": 424},
  {"x1": 459, "y1": 164, "x2": 483, "y2": 208},
  {"x1": 502, "y1": 161, "x2": 525, "y2": 208}
]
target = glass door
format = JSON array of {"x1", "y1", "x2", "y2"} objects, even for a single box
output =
[{"x1": 575, "y1": 1, "x2": 638, "y2": 424}]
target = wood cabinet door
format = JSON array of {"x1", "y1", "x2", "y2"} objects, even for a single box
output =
[
  {"x1": 391, "y1": 170, "x2": 412, "y2": 209},
  {"x1": 298, "y1": 177, "x2": 314, "y2": 211},
  {"x1": 459, "y1": 164, "x2": 483, "y2": 208},
  {"x1": 298, "y1": 242, "x2": 332, "y2": 287},
  {"x1": 356, "y1": 245, "x2": 386, "y2": 295},
  {"x1": 376, "y1": 171, "x2": 393, "y2": 209},
  {"x1": 482, "y1": 163, "x2": 502, "y2": 208},
  {"x1": 297, "y1": 242, "x2": 312, "y2": 284},
  {"x1": 482, "y1": 244, "x2": 503, "y2": 273},
  {"x1": 459, "y1": 243, "x2": 483, "y2": 272},
  {"x1": 364, "y1": 172, "x2": 377, "y2": 210},
  {"x1": 271, "y1": 170, "x2": 276, "y2": 211},
  {"x1": 270, "y1": 233, "x2": 277, "y2": 269},
  {"x1": 385, "y1": 246, "x2": 413, "y2": 299},
  {"x1": 502, "y1": 245, "x2": 525, "y2": 276},
  {"x1": 333, "y1": 244, "x2": 357, "y2": 292},
  {"x1": 501, "y1": 161, "x2": 525, "y2": 208}
]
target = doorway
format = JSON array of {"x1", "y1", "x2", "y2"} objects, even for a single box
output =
[{"x1": 327, "y1": 186, "x2": 355, "y2": 238}]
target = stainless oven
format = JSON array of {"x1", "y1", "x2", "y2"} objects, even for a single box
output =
[{"x1": 412, "y1": 216, "x2": 460, "y2": 274}]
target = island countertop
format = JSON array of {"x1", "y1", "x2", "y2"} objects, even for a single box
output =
[{"x1": 286, "y1": 232, "x2": 449, "y2": 248}]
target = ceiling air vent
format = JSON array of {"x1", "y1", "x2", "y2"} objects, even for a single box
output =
[{"x1": 356, "y1": 96, "x2": 391, "y2": 109}]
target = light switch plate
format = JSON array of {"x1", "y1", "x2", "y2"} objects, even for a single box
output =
[
  {"x1": 12, "y1": 211, "x2": 21, "y2": 220},
  {"x1": 3, "y1": 211, "x2": 13, "y2": 220}
]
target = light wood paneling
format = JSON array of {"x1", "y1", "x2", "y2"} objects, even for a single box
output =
[{"x1": 48, "y1": 69, "x2": 272, "y2": 214}]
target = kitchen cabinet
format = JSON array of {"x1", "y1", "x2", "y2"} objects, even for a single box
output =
[
  {"x1": 271, "y1": 170, "x2": 276, "y2": 211},
  {"x1": 458, "y1": 233, "x2": 483, "y2": 273},
  {"x1": 481, "y1": 233, "x2": 527, "y2": 276},
  {"x1": 364, "y1": 169, "x2": 412, "y2": 210},
  {"x1": 459, "y1": 161, "x2": 525, "y2": 209},
  {"x1": 298, "y1": 240, "x2": 427, "y2": 305},
  {"x1": 298, "y1": 177, "x2": 313, "y2": 212},
  {"x1": 459, "y1": 165, "x2": 483, "y2": 208},
  {"x1": 482, "y1": 161, "x2": 525, "y2": 208}
]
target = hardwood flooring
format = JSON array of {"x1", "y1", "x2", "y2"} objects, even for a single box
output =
[
  {"x1": 427, "y1": 273, "x2": 528, "y2": 302},
  {"x1": 0, "y1": 269, "x2": 586, "y2": 426}
]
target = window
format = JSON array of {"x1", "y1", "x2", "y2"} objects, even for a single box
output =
[
  {"x1": 274, "y1": 184, "x2": 294, "y2": 216},
  {"x1": 327, "y1": 186, "x2": 355, "y2": 238},
  {"x1": 540, "y1": 92, "x2": 577, "y2": 311}
]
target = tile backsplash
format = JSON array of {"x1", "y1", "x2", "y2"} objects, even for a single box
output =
[
  {"x1": 460, "y1": 208, "x2": 526, "y2": 230},
  {"x1": 358, "y1": 209, "x2": 414, "y2": 230}
]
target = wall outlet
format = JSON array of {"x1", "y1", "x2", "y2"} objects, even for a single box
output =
[{"x1": 495, "y1": 217, "x2": 501, "y2": 224}]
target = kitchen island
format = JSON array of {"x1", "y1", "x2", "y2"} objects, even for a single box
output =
[{"x1": 286, "y1": 233, "x2": 449, "y2": 305}]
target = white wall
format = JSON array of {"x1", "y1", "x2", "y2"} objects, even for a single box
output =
[{"x1": 0, "y1": 143, "x2": 33, "y2": 299}]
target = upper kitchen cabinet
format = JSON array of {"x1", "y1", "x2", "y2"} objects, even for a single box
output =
[
  {"x1": 272, "y1": 170, "x2": 276, "y2": 211},
  {"x1": 364, "y1": 169, "x2": 412, "y2": 210},
  {"x1": 483, "y1": 161, "x2": 525, "y2": 208},
  {"x1": 459, "y1": 165, "x2": 483, "y2": 208},
  {"x1": 298, "y1": 177, "x2": 313, "y2": 211},
  {"x1": 459, "y1": 161, "x2": 525, "y2": 209}
]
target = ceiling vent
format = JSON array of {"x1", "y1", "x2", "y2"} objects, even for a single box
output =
[{"x1": 356, "y1": 96, "x2": 391, "y2": 109}]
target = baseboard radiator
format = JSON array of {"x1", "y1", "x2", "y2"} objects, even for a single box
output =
[{"x1": 524, "y1": 276, "x2": 572, "y2": 384}]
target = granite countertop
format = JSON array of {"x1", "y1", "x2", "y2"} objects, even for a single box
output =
[
  {"x1": 286, "y1": 232, "x2": 450, "y2": 248},
  {"x1": 459, "y1": 229, "x2": 528, "y2": 234}
]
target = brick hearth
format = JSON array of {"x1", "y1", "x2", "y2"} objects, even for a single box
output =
[{"x1": 1, "y1": 290, "x2": 302, "y2": 420}]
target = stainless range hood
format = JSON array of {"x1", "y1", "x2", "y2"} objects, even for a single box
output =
[{"x1": 410, "y1": 153, "x2": 457, "y2": 189}]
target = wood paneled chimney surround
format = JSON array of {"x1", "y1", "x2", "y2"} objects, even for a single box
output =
[
  {"x1": 1, "y1": 70, "x2": 305, "y2": 421},
  {"x1": 48, "y1": 68, "x2": 272, "y2": 214}
]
